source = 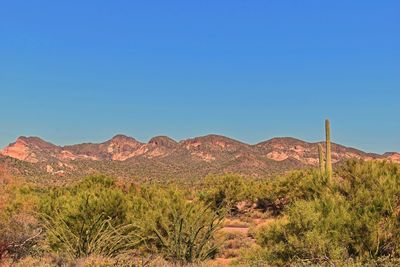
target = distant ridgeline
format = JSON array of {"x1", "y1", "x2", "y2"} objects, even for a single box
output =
[{"x1": 0, "y1": 130, "x2": 399, "y2": 181}]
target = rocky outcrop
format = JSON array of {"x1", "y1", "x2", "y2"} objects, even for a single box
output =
[
  {"x1": 0, "y1": 137, "x2": 61, "y2": 163},
  {"x1": 149, "y1": 136, "x2": 178, "y2": 148},
  {"x1": 383, "y1": 152, "x2": 400, "y2": 163},
  {"x1": 0, "y1": 134, "x2": 398, "y2": 179}
]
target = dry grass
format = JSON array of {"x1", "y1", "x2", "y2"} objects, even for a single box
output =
[
  {"x1": 222, "y1": 218, "x2": 250, "y2": 228},
  {"x1": 1, "y1": 254, "x2": 233, "y2": 267}
]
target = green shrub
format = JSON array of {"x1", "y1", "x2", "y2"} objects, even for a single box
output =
[
  {"x1": 255, "y1": 194, "x2": 352, "y2": 265},
  {"x1": 336, "y1": 160, "x2": 400, "y2": 258},
  {"x1": 40, "y1": 175, "x2": 141, "y2": 258},
  {"x1": 256, "y1": 169, "x2": 327, "y2": 214},
  {"x1": 250, "y1": 160, "x2": 400, "y2": 265},
  {"x1": 199, "y1": 174, "x2": 254, "y2": 214},
  {"x1": 39, "y1": 177, "x2": 224, "y2": 263},
  {"x1": 129, "y1": 185, "x2": 224, "y2": 264}
]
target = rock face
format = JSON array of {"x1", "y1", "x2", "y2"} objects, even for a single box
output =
[
  {"x1": 383, "y1": 152, "x2": 400, "y2": 164},
  {"x1": 255, "y1": 137, "x2": 377, "y2": 165},
  {"x1": 0, "y1": 137, "x2": 61, "y2": 163},
  {"x1": 63, "y1": 135, "x2": 143, "y2": 161},
  {"x1": 0, "y1": 134, "x2": 398, "y2": 179},
  {"x1": 149, "y1": 136, "x2": 178, "y2": 148}
]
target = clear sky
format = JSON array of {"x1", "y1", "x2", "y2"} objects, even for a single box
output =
[{"x1": 0, "y1": 1, "x2": 399, "y2": 153}]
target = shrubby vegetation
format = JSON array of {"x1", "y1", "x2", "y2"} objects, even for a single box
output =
[
  {"x1": 0, "y1": 213, "x2": 41, "y2": 262},
  {"x1": 255, "y1": 169, "x2": 327, "y2": 214},
  {"x1": 199, "y1": 174, "x2": 256, "y2": 214},
  {"x1": 2, "y1": 175, "x2": 223, "y2": 266},
  {"x1": 0, "y1": 180, "x2": 42, "y2": 262},
  {"x1": 128, "y1": 185, "x2": 223, "y2": 264},
  {"x1": 40, "y1": 175, "x2": 139, "y2": 258},
  {"x1": 0, "y1": 159, "x2": 399, "y2": 266},
  {"x1": 241, "y1": 160, "x2": 400, "y2": 266}
]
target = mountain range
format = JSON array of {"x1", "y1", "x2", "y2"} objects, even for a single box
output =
[{"x1": 0, "y1": 135, "x2": 399, "y2": 182}]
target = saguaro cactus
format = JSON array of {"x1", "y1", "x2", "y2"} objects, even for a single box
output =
[
  {"x1": 318, "y1": 143, "x2": 325, "y2": 174},
  {"x1": 325, "y1": 119, "x2": 332, "y2": 181}
]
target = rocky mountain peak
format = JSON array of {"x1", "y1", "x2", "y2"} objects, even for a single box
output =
[
  {"x1": 16, "y1": 136, "x2": 59, "y2": 149},
  {"x1": 1, "y1": 136, "x2": 60, "y2": 163},
  {"x1": 148, "y1": 136, "x2": 178, "y2": 148},
  {"x1": 0, "y1": 135, "x2": 398, "y2": 179},
  {"x1": 110, "y1": 134, "x2": 139, "y2": 142}
]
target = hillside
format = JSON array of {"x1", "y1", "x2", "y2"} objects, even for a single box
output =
[{"x1": 0, "y1": 134, "x2": 398, "y2": 182}]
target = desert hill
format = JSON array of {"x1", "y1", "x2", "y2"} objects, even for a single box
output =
[{"x1": 1, "y1": 134, "x2": 398, "y2": 181}]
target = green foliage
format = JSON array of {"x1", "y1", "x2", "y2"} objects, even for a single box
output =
[
  {"x1": 257, "y1": 169, "x2": 327, "y2": 214},
  {"x1": 4, "y1": 158, "x2": 399, "y2": 266},
  {"x1": 129, "y1": 185, "x2": 223, "y2": 264},
  {"x1": 40, "y1": 175, "x2": 140, "y2": 258},
  {"x1": 38, "y1": 176, "x2": 224, "y2": 263},
  {"x1": 251, "y1": 160, "x2": 400, "y2": 265},
  {"x1": 336, "y1": 160, "x2": 400, "y2": 258},
  {"x1": 199, "y1": 174, "x2": 254, "y2": 213},
  {"x1": 256, "y1": 194, "x2": 352, "y2": 265}
]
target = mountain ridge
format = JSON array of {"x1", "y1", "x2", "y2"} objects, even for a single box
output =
[{"x1": 1, "y1": 134, "x2": 398, "y2": 181}]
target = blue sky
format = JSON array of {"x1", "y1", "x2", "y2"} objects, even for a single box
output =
[{"x1": 0, "y1": 1, "x2": 399, "y2": 153}]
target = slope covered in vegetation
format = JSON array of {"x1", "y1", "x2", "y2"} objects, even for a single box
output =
[{"x1": 0, "y1": 159, "x2": 399, "y2": 266}]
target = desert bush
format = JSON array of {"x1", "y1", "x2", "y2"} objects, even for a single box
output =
[
  {"x1": 40, "y1": 175, "x2": 142, "y2": 258},
  {"x1": 129, "y1": 185, "x2": 224, "y2": 264},
  {"x1": 39, "y1": 177, "x2": 224, "y2": 264},
  {"x1": 335, "y1": 160, "x2": 400, "y2": 258},
  {"x1": 0, "y1": 214, "x2": 42, "y2": 262},
  {"x1": 255, "y1": 194, "x2": 352, "y2": 265},
  {"x1": 0, "y1": 182, "x2": 43, "y2": 262},
  {"x1": 246, "y1": 160, "x2": 400, "y2": 266},
  {"x1": 199, "y1": 174, "x2": 255, "y2": 214},
  {"x1": 256, "y1": 169, "x2": 327, "y2": 214}
]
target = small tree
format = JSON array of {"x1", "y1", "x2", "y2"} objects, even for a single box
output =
[
  {"x1": 249, "y1": 160, "x2": 400, "y2": 266},
  {"x1": 200, "y1": 174, "x2": 252, "y2": 214},
  {"x1": 40, "y1": 175, "x2": 143, "y2": 258},
  {"x1": 129, "y1": 185, "x2": 224, "y2": 264}
]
